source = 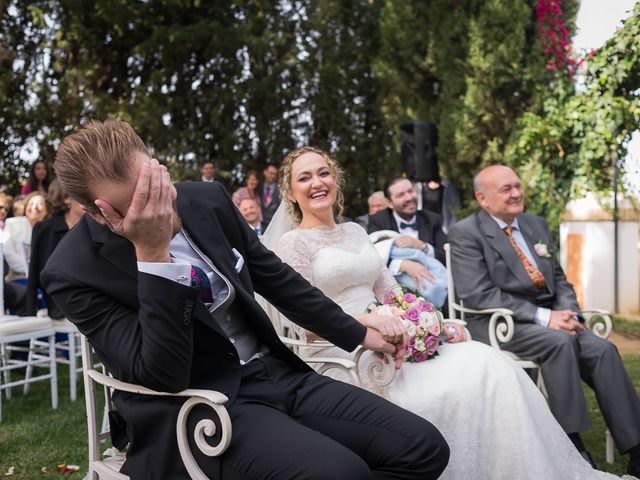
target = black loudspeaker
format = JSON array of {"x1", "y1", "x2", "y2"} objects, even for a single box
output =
[{"x1": 400, "y1": 120, "x2": 439, "y2": 182}]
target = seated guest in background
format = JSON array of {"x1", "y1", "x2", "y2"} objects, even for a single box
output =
[
  {"x1": 42, "y1": 119, "x2": 449, "y2": 480},
  {"x1": 368, "y1": 176, "x2": 447, "y2": 293},
  {"x1": 3, "y1": 261, "x2": 27, "y2": 315},
  {"x1": 238, "y1": 198, "x2": 265, "y2": 236},
  {"x1": 20, "y1": 159, "x2": 51, "y2": 195},
  {"x1": 258, "y1": 163, "x2": 280, "y2": 227},
  {"x1": 449, "y1": 164, "x2": 640, "y2": 475},
  {"x1": 0, "y1": 192, "x2": 11, "y2": 230},
  {"x1": 1, "y1": 191, "x2": 49, "y2": 281},
  {"x1": 25, "y1": 180, "x2": 84, "y2": 318},
  {"x1": 355, "y1": 190, "x2": 388, "y2": 230},
  {"x1": 369, "y1": 229, "x2": 448, "y2": 308},
  {"x1": 232, "y1": 169, "x2": 262, "y2": 216},
  {"x1": 200, "y1": 160, "x2": 215, "y2": 182},
  {"x1": 10, "y1": 194, "x2": 26, "y2": 217}
]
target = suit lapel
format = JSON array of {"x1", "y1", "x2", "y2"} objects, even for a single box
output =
[
  {"x1": 416, "y1": 212, "x2": 431, "y2": 243},
  {"x1": 177, "y1": 193, "x2": 240, "y2": 286},
  {"x1": 517, "y1": 216, "x2": 555, "y2": 295},
  {"x1": 477, "y1": 210, "x2": 534, "y2": 290},
  {"x1": 387, "y1": 209, "x2": 400, "y2": 232}
]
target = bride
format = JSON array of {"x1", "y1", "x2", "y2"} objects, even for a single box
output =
[{"x1": 263, "y1": 146, "x2": 625, "y2": 480}]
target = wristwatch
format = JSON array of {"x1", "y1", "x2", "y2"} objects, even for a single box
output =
[{"x1": 421, "y1": 242, "x2": 430, "y2": 254}]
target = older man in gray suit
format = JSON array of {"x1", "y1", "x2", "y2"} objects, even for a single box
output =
[{"x1": 448, "y1": 164, "x2": 640, "y2": 476}]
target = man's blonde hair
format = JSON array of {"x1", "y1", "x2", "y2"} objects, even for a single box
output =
[{"x1": 54, "y1": 118, "x2": 149, "y2": 212}]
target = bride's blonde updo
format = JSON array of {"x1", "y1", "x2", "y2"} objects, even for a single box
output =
[{"x1": 279, "y1": 146, "x2": 345, "y2": 224}]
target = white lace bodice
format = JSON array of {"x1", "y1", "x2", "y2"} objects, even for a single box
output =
[{"x1": 276, "y1": 222, "x2": 398, "y2": 316}]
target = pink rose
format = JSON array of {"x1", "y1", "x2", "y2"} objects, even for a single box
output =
[
  {"x1": 418, "y1": 301, "x2": 434, "y2": 313},
  {"x1": 403, "y1": 292, "x2": 417, "y2": 304},
  {"x1": 428, "y1": 319, "x2": 441, "y2": 336},
  {"x1": 424, "y1": 334, "x2": 440, "y2": 356},
  {"x1": 404, "y1": 308, "x2": 420, "y2": 323}
]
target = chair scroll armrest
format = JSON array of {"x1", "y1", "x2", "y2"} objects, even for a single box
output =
[
  {"x1": 353, "y1": 346, "x2": 396, "y2": 387},
  {"x1": 581, "y1": 310, "x2": 613, "y2": 339},
  {"x1": 85, "y1": 370, "x2": 232, "y2": 480},
  {"x1": 486, "y1": 309, "x2": 516, "y2": 350}
]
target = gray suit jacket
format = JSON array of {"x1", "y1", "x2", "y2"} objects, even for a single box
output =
[{"x1": 448, "y1": 210, "x2": 579, "y2": 322}]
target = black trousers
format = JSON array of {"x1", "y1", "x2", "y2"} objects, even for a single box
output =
[{"x1": 191, "y1": 355, "x2": 449, "y2": 480}]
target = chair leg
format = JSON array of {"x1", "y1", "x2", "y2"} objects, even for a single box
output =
[
  {"x1": 605, "y1": 429, "x2": 614, "y2": 464},
  {"x1": 2, "y1": 343, "x2": 12, "y2": 400},
  {"x1": 49, "y1": 335, "x2": 58, "y2": 410},
  {"x1": 23, "y1": 338, "x2": 36, "y2": 396},
  {"x1": 69, "y1": 333, "x2": 77, "y2": 401}
]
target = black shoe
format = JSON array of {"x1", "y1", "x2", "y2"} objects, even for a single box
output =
[{"x1": 580, "y1": 450, "x2": 598, "y2": 470}]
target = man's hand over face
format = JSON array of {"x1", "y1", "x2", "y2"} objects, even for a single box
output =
[{"x1": 94, "y1": 159, "x2": 175, "y2": 262}]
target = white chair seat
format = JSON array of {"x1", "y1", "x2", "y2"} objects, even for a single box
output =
[
  {"x1": 52, "y1": 318, "x2": 77, "y2": 332},
  {"x1": 0, "y1": 316, "x2": 53, "y2": 336}
]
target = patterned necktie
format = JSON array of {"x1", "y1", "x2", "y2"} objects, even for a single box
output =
[
  {"x1": 191, "y1": 264, "x2": 214, "y2": 303},
  {"x1": 400, "y1": 221, "x2": 418, "y2": 230},
  {"x1": 264, "y1": 184, "x2": 272, "y2": 206},
  {"x1": 503, "y1": 226, "x2": 546, "y2": 290}
]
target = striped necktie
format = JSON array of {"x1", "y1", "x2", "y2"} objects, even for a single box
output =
[{"x1": 503, "y1": 226, "x2": 546, "y2": 290}]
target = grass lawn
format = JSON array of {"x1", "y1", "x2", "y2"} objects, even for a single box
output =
[
  {"x1": 614, "y1": 316, "x2": 640, "y2": 340},
  {"x1": 1, "y1": 355, "x2": 639, "y2": 478}
]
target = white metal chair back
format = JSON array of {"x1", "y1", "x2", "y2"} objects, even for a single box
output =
[
  {"x1": 80, "y1": 333, "x2": 232, "y2": 479},
  {"x1": 0, "y1": 243, "x2": 58, "y2": 422}
]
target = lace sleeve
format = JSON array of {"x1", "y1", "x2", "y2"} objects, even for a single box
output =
[
  {"x1": 345, "y1": 223, "x2": 400, "y2": 303},
  {"x1": 373, "y1": 265, "x2": 401, "y2": 303},
  {"x1": 276, "y1": 230, "x2": 314, "y2": 285}
]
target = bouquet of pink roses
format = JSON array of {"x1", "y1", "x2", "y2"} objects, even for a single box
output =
[{"x1": 367, "y1": 287, "x2": 444, "y2": 363}]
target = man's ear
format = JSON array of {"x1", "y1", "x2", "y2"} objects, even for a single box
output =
[
  {"x1": 475, "y1": 191, "x2": 486, "y2": 208},
  {"x1": 86, "y1": 209, "x2": 107, "y2": 226}
]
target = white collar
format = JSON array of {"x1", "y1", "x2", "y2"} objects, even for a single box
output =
[{"x1": 490, "y1": 214, "x2": 520, "y2": 231}]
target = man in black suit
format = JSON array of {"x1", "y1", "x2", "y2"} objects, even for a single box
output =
[
  {"x1": 368, "y1": 176, "x2": 447, "y2": 290},
  {"x1": 42, "y1": 119, "x2": 449, "y2": 479},
  {"x1": 257, "y1": 163, "x2": 280, "y2": 227}
]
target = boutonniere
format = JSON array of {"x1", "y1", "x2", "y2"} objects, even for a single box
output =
[{"x1": 534, "y1": 241, "x2": 551, "y2": 258}]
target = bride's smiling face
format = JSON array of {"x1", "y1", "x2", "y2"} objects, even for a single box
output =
[{"x1": 289, "y1": 152, "x2": 337, "y2": 217}]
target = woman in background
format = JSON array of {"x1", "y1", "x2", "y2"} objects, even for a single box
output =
[
  {"x1": 26, "y1": 180, "x2": 84, "y2": 318},
  {"x1": 20, "y1": 160, "x2": 51, "y2": 195},
  {"x1": 1, "y1": 191, "x2": 49, "y2": 280},
  {"x1": 232, "y1": 169, "x2": 262, "y2": 218}
]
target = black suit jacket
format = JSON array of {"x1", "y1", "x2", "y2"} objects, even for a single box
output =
[
  {"x1": 27, "y1": 214, "x2": 71, "y2": 318},
  {"x1": 367, "y1": 208, "x2": 447, "y2": 263},
  {"x1": 41, "y1": 181, "x2": 365, "y2": 479}
]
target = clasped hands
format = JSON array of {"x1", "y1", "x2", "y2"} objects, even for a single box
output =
[
  {"x1": 548, "y1": 310, "x2": 585, "y2": 336},
  {"x1": 361, "y1": 313, "x2": 466, "y2": 369}
]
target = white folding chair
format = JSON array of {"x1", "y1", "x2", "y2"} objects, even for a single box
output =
[
  {"x1": 444, "y1": 242, "x2": 615, "y2": 463},
  {"x1": 256, "y1": 294, "x2": 396, "y2": 388},
  {"x1": 27, "y1": 313, "x2": 82, "y2": 401},
  {"x1": 80, "y1": 334, "x2": 232, "y2": 479},
  {"x1": 0, "y1": 244, "x2": 58, "y2": 422}
]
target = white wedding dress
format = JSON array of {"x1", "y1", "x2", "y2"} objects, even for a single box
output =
[{"x1": 276, "y1": 222, "x2": 621, "y2": 480}]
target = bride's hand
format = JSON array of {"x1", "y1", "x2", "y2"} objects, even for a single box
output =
[
  {"x1": 443, "y1": 322, "x2": 466, "y2": 343},
  {"x1": 361, "y1": 313, "x2": 408, "y2": 346}
]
